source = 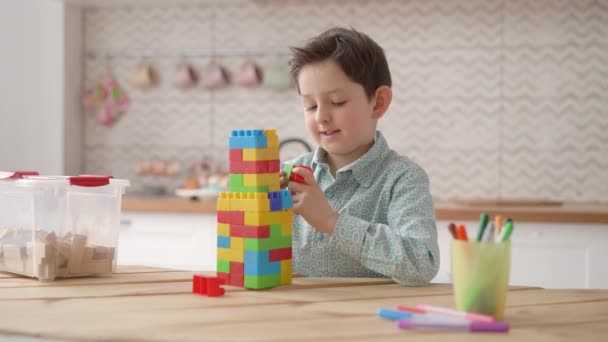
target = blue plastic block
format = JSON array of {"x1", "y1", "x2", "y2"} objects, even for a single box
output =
[
  {"x1": 217, "y1": 236, "x2": 231, "y2": 248},
  {"x1": 244, "y1": 251, "x2": 280, "y2": 275},
  {"x1": 268, "y1": 191, "x2": 283, "y2": 211},
  {"x1": 245, "y1": 250, "x2": 269, "y2": 263},
  {"x1": 229, "y1": 130, "x2": 267, "y2": 149},
  {"x1": 280, "y1": 189, "x2": 293, "y2": 209}
]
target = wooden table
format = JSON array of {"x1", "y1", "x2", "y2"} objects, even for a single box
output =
[{"x1": 0, "y1": 266, "x2": 606, "y2": 341}]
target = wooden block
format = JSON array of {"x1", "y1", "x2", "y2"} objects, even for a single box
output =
[
  {"x1": 93, "y1": 246, "x2": 115, "y2": 260},
  {"x1": 34, "y1": 242, "x2": 55, "y2": 265},
  {"x1": 84, "y1": 247, "x2": 95, "y2": 262},
  {"x1": 3, "y1": 244, "x2": 27, "y2": 261},
  {"x1": 56, "y1": 266, "x2": 68, "y2": 277},
  {"x1": 23, "y1": 255, "x2": 35, "y2": 277},
  {"x1": 57, "y1": 241, "x2": 70, "y2": 268},
  {"x1": 80, "y1": 259, "x2": 113, "y2": 274},
  {"x1": 67, "y1": 234, "x2": 87, "y2": 274},
  {"x1": 37, "y1": 259, "x2": 57, "y2": 281}
]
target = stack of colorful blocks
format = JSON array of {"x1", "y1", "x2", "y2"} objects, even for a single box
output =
[{"x1": 216, "y1": 129, "x2": 293, "y2": 289}]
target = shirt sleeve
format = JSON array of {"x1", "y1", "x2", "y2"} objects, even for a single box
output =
[{"x1": 330, "y1": 166, "x2": 440, "y2": 286}]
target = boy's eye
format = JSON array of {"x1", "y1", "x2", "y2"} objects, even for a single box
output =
[
  {"x1": 305, "y1": 105, "x2": 317, "y2": 111},
  {"x1": 332, "y1": 101, "x2": 346, "y2": 106}
]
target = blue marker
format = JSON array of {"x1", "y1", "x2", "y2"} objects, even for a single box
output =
[{"x1": 377, "y1": 308, "x2": 413, "y2": 320}]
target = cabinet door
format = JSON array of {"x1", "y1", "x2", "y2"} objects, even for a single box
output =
[{"x1": 118, "y1": 212, "x2": 217, "y2": 270}]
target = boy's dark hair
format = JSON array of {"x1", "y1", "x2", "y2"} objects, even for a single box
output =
[{"x1": 289, "y1": 27, "x2": 391, "y2": 99}]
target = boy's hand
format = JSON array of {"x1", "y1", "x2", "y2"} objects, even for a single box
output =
[
  {"x1": 279, "y1": 170, "x2": 288, "y2": 189},
  {"x1": 288, "y1": 167, "x2": 339, "y2": 234}
]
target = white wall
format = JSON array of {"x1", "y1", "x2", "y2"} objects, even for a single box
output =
[{"x1": 0, "y1": 0, "x2": 81, "y2": 175}]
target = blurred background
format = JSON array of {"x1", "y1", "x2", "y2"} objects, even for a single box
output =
[{"x1": 1, "y1": 0, "x2": 607, "y2": 289}]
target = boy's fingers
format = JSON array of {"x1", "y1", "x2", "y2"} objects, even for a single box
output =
[{"x1": 287, "y1": 179, "x2": 307, "y2": 193}]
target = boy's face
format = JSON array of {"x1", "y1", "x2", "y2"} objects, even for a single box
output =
[{"x1": 298, "y1": 59, "x2": 377, "y2": 163}]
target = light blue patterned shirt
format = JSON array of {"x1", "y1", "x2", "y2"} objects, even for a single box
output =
[{"x1": 289, "y1": 131, "x2": 439, "y2": 285}]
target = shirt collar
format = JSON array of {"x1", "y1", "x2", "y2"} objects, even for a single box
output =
[{"x1": 311, "y1": 131, "x2": 390, "y2": 188}]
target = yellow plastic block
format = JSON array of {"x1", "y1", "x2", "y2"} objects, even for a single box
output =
[
  {"x1": 229, "y1": 248, "x2": 244, "y2": 262},
  {"x1": 281, "y1": 259, "x2": 292, "y2": 285},
  {"x1": 218, "y1": 248, "x2": 244, "y2": 262},
  {"x1": 281, "y1": 209, "x2": 293, "y2": 225},
  {"x1": 243, "y1": 146, "x2": 280, "y2": 161},
  {"x1": 231, "y1": 237, "x2": 244, "y2": 250},
  {"x1": 217, "y1": 248, "x2": 230, "y2": 262},
  {"x1": 217, "y1": 223, "x2": 230, "y2": 237},
  {"x1": 228, "y1": 192, "x2": 242, "y2": 211},
  {"x1": 281, "y1": 222, "x2": 292, "y2": 236},
  {"x1": 231, "y1": 192, "x2": 270, "y2": 212},
  {"x1": 216, "y1": 192, "x2": 231, "y2": 211},
  {"x1": 264, "y1": 129, "x2": 279, "y2": 148},
  {"x1": 243, "y1": 173, "x2": 280, "y2": 190},
  {"x1": 244, "y1": 211, "x2": 282, "y2": 226}
]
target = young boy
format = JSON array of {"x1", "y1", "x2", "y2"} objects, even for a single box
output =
[{"x1": 283, "y1": 27, "x2": 439, "y2": 286}]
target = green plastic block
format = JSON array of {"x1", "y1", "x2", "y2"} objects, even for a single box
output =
[
  {"x1": 229, "y1": 173, "x2": 244, "y2": 187},
  {"x1": 270, "y1": 224, "x2": 282, "y2": 237},
  {"x1": 244, "y1": 238, "x2": 271, "y2": 251},
  {"x1": 217, "y1": 260, "x2": 230, "y2": 273},
  {"x1": 270, "y1": 234, "x2": 292, "y2": 249},
  {"x1": 245, "y1": 273, "x2": 281, "y2": 289}
]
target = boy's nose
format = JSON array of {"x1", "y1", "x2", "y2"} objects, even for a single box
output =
[{"x1": 315, "y1": 107, "x2": 331, "y2": 124}]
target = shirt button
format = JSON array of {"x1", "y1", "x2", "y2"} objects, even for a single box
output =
[
  {"x1": 316, "y1": 232, "x2": 324, "y2": 241},
  {"x1": 326, "y1": 191, "x2": 334, "y2": 199}
]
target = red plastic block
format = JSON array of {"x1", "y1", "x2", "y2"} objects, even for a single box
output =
[
  {"x1": 230, "y1": 211, "x2": 245, "y2": 225},
  {"x1": 217, "y1": 272, "x2": 230, "y2": 283},
  {"x1": 229, "y1": 149, "x2": 243, "y2": 161},
  {"x1": 193, "y1": 274, "x2": 206, "y2": 293},
  {"x1": 230, "y1": 262, "x2": 244, "y2": 275},
  {"x1": 207, "y1": 277, "x2": 226, "y2": 297},
  {"x1": 269, "y1": 247, "x2": 292, "y2": 262},
  {"x1": 192, "y1": 275, "x2": 226, "y2": 297},
  {"x1": 229, "y1": 160, "x2": 265, "y2": 173},
  {"x1": 290, "y1": 165, "x2": 313, "y2": 184},
  {"x1": 231, "y1": 224, "x2": 270, "y2": 238},
  {"x1": 229, "y1": 272, "x2": 244, "y2": 287},
  {"x1": 217, "y1": 211, "x2": 244, "y2": 225},
  {"x1": 267, "y1": 160, "x2": 280, "y2": 172},
  {"x1": 217, "y1": 211, "x2": 231, "y2": 224}
]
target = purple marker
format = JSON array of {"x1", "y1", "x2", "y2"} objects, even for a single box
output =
[{"x1": 398, "y1": 319, "x2": 509, "y2": 333}]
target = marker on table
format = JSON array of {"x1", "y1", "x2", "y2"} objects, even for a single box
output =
[
  {"x1": 455, "y1": 224, "x2": 468, "y2": 241},
  {"x1": 482, "y1": 222, "x2": 495, "y2": 242},
  {"x1": 494, "y1": 215, "x2": 503, "y2": 240},
  {"x1": 476, "y1": 212, "x2": 489, "y2": 241},
  {"x1": 396, "y1": 305, "x2": 426, "y2": 314},
  {"x1": 498, "y1": 218, "x2": 514, "y2": 242},
  {"x1": 377, "y1": 308, "x2": 412, "y2": 320},
  {"x1": 448, "y1": 223, "x2": 458, "y2": 239},
  {"x1": 415, "y1": 304, "x2": 496, "y2": 323},
  {"x1": 398, "y1": 319, "x2": 509, "y2": 333}
]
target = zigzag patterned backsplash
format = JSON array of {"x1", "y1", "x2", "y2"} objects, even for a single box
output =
[{"x1": 83, "y1": 0, "x2": 608, "y2": 202}]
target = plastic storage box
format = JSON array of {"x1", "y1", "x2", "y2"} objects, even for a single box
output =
[{"x1": 0, "y1": 172, "x2": 129, "y2": 281}]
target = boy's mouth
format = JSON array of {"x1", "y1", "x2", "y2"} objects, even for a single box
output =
[{"x1": 321, "y1": 130, "x2": 340, "y2": 136}]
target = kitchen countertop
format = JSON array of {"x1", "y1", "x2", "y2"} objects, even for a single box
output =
[
  {"x1": 122, "y1": 197, "x2": 608, "y2": 224},
  {"x1": 1, "y1": 266, "x2": 607, "y2": 341}
]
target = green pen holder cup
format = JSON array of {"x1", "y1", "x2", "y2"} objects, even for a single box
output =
[{"x1": 451, "y1": 240, "x2": 511, "y2": 319}]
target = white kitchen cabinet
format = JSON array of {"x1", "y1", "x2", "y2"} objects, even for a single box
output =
[
  {"x1": 436, "y1": 220, "x2": 608, "y2": 289},
  {"x1": 118, "y1": 212, "x2": 217, "y2": 271},
  {"x1": 117, "y1": 211, "x2": 608, "y2": 289}
]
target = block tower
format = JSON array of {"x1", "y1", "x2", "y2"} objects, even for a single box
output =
[{"x1": 216, "y1": 129, "x2": 293, "y2": 289}]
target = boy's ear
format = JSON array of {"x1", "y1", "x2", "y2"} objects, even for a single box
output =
[{"x1": 371, "y1": 85, "x2": 392, "y2": 119}]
